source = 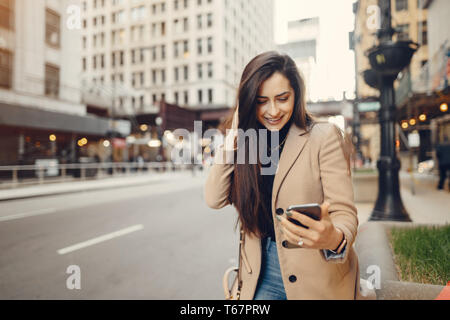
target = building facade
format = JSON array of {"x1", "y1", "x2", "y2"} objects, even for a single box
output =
[
  {"x1": 352, "y1": 0, "x2": 430, "y2": 164},
  {"x1": 277, "y1": 17, "x2": 319, "y2": 102},
  {"x1": 80, "y1": 0, "x2": 275, "y2": 117},
  {"x1": 0, "y1": 0, "x2": 130, "y2": 166}
]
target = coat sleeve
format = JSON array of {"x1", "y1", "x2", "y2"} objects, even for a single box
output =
[
  {"x1": 318, "y1": 124, "x2": 358, "y2": 264},
  {"x1": 204, "y1": 143, "x2": 235, "y2": 209}
]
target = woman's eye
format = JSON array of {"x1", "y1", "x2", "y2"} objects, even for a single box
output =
[
  {"x1": 256, "y1": 100, "x2": 266, "y2": 104},
  {"x1": 278, "y1": 97, "x2": 288, "y2": 102}
]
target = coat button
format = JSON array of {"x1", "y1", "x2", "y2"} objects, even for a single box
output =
[
  {"x1": 282, "y1": 240, "x2": 288, "y2": 248},
  {"x1": 275, "y1": 208, "x2": 284, "y2": 215},
  {"x1": 289, "y1": 275, "x2": 297, "y2": 283}
]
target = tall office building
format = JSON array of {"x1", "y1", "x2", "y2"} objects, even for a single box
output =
[
  {"x1": 277, "y1": 17, "x2": 320, "y2": 102},
  {"x1": 0, "y1": 0, "x2": 123, "y2": 165},
  {"x1": 80, "y1": 0, "x2": 275, "y2": 116}
]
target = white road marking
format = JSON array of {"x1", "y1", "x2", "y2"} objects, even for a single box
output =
[
  {"x1": 57, "y1": 224, "x2": 144, "y2": 255},
  {"x1": 0, "y1": 208, "x2": 57, "y2": 222}
]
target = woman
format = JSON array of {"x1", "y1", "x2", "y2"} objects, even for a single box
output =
[{"x1": 204, "y1": 51, "x2": 362, "y2": 300}]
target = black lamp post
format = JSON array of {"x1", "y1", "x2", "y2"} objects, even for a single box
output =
[{"x1": 365, "y1": 0, "x2": 418, "y2": 221}]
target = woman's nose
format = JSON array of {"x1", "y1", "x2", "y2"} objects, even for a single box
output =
[{"x1": 267, "y1": 101, "x2": 280, "y2": 117}]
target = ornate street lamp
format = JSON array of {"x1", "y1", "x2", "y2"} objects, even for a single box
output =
[{"x1": 365, "y1": 0, "x2": 417, "y2": 221}]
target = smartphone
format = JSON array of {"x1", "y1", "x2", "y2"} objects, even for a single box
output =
[{"x1": 286, "y1": 203, "x2": 322, "y2": 229}]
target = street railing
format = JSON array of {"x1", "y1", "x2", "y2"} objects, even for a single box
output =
[{"x1": 0, "y1": 162, "x2": 198, "y2": 189}]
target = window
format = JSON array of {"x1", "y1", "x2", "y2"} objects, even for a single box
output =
[
  {"x1": 0, "y1": 49, "x2": 12, "y2": 88},
  {"x1": 198, "y1": 89, "x2": 203, "y2": 104},
  {"x1": 208, "y1": 89, "x2": 213, "y2": 103},
  {"x1": 184, "y1": 91, "x2": 189, "y2": 104},
  {"x1": 183, "y1": 17, "x2": 189, "y2": 32},
  {"x1": 46, "y1": 9, "x2": 61, "y2": 48},
  {"x1": 161, "y1": 69, "x2": 166, "y2": 83},
  {"x1": 207, "y1": 37, "x2": 212, "y2": 53},
  {"x1": 174, "y1": 67, "x2": 179, "y2": 82},
  {"x1": 174, "y1": 41, "x2": 179, "y2": 58},
  {"x1": 207, "y1": 13, "x2": 212, "y2": 27},
  {"x1": 418, "y1": 21, "x2": 427, "y2": 45},
  {"x1": 183, "y1": 40, "x2": 189, "y2": 55},
  {"x1": 140, "y1": 48, "x2": 145, "y2": 63},
  {"x1": 82, "y1": 57, "x2": 87, "y2": 71},
  {"x1": 161, "y1": 45, "x2": 166, "y2": 60},
  {"x1": 131, "y1": 49, "x2": 136, "y2": 64},
  {"x1": 197, "y1": 38, "x2": 202, "y2": 55},
  {"x1": 119, "y1": 51, "x2": 124, "y2": 65},
  {"x1": 45, "y1": 63, "x2": 60, "y2": 98},
  {"x1": 197, "y1": 63, "x2": 203, "y2": 79},
  {"x1": 395, "y1": 0, "x2": 408, "y2": 11},
  {"x1": 207, "y1": 62, "x2": 213, "y2": 78},
  {"x1": 174, "y1": 0, "x2": 179, "y2": 10},
  {"x1": 396, "y1": 24, "x2": 409, "y2": 41},
  {"x1": 93, "y1": 55, "x2": 97, "y2": 69},
  {"x1": 183, "y1": 65, "x2": 188, "y2": 81},
  {"x1": 174, "y1": 91, "x2": 179, "y2": 104},
  {"x1": 197, "y1": 14, "x2": 202, "y2": 29},
  {"x1": 101, "y1": 54, "x2": 105, "y2": 68},
  {"x1": 0, "y1": 0, "x2": 14, "y2": 30}
]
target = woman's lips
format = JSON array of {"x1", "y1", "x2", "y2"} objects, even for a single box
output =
[{"x1": 264, "y1": 116, "x2": 283, "y2": 125}]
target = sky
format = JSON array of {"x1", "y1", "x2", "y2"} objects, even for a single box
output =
[{"x1": 273, "y1": 0, "x2": 357, "y2": 101}]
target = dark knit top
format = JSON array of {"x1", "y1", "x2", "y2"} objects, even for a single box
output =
[{"x1": 257, "y1": 117, "x2": 292, "y2": 241}]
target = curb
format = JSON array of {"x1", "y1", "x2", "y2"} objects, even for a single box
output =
[
  {"x1": 354, "y1": 221, "x2": 446, "y2": 300},
  {"x1": 0, "y1": 171, "x2": 199, "y2": 201}
]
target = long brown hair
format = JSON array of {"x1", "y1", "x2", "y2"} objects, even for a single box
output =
[{"x1": 221, "y1": 51, "x2": 315, "y2": 238}]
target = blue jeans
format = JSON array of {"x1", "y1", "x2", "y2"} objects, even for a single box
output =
[{"x1": 253, "y1": 237, "x2": 287, "y2": 300}]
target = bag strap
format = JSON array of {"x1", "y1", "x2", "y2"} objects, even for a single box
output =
[{"x1": 236, "y1": 226, "x2": 244, "y2": 299}]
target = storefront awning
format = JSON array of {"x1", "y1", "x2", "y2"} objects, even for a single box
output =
[{"x1": 0, "y1": 102, "x2": 129, "y2": 136}]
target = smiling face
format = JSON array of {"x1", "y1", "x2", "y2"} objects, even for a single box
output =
[{"x1": 256, "y1": 72, "x2": 295, "y2": 131}]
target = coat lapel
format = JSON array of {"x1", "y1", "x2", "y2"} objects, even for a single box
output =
[{"x1": 272, "y1": 123, "x2": 309, "y2": 207}]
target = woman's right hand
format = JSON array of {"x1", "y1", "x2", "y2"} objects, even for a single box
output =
[{"x1": 223, "y1": 104, "x2": 239, "y2": 151}]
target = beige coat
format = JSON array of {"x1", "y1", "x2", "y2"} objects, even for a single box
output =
[{"x1": 204, "y1": 122, "x2": 364, "y2": 300}]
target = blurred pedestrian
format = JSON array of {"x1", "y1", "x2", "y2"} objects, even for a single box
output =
[
  {"x1": 436, "y1": 140, "x2": 450, "y2": 190},
  {"x1": 204, "y1": 51, "x2": 364, "y2": 300}
]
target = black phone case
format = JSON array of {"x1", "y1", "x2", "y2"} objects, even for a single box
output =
[{"x1": 286, "y1": 204, "x2": 321, "y2": 229}]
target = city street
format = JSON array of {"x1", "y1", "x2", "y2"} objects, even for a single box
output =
[{"x1": 0, "y1": 171, "x2": 239, "y2": 299}]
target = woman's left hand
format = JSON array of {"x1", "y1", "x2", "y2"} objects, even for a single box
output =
[{"x1": 277, "y1": 201, "x2": 343, "y2": 250}]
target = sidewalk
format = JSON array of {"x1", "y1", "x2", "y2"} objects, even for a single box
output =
[
  {"x1": 355, "y1": 171, "x2": 450, "y2": 226},
  {"x1": 0, "y1": 169, "x2": 204, "y2": 201}
]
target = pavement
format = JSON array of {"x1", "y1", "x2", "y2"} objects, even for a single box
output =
[{"x1": 355, "y1": 170, "x2": 450, "y2": 226}]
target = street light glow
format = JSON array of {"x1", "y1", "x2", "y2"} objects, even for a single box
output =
[
  {"x1": 419, "y1": 114, "x2": 427, "y2": 121},
  {"x1": 401, "y1": 122, "x2": 409, "y2": 129},
  {"x1": 440, "y1": 103, "x2": 448, "y2": 112},
  {"x1": 148, "y1": 139, "x2": 161, "y2": 147},
  {"x1": 49, "y1": 134, "x2": 56, "y2": 141},
  {"x1": 140, "y1": 124, "x2": 148, "y2": 131},
  {"x1": 409, "y1": 118, "x2": 416, "y2": 126}
]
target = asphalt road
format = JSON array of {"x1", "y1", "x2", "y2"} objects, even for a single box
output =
[{"x1": 0, "y1": 173, "x2": 239, "y2": 299}]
